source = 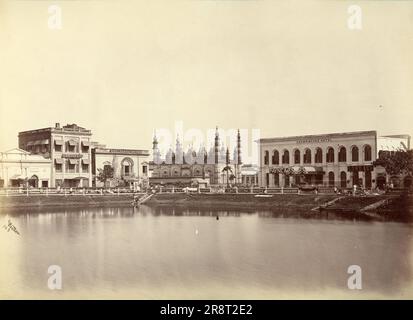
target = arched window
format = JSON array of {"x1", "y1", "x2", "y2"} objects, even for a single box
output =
[
  {"x1": 328, "y1": 172, "x2": 335, "y2": 186},
  {"x1": 352, "y1": 146, "x2": 359, "y2": 162},
  {"x1": 340, "y1": 171, "x2": 347, "y2": 188},
  {"x1": 264, "y1": 150, "x2": 269, "y2": 165},
  {"x1": 315, "y1": 148, "x2": 322, "y2": 163},
  {"x1": 103, "y1": 164, "x2": 112, "y2": 174},
  {"x1": 364, "y1": 145, "x2": 372, "y2": 161},
  {"x1": 326, "y1": 147, "x2": 334, "y2": 163},
  {"x1": 338, "y1": 147, "x2": 346, "y2": 162},
  {"x1": 103, "y1": 161, "x2": 112, "y2": 174},
  {"x1": 121, "y1": 158, "x2": 134, "y2": 177},
  {"x1": 294, "y1": 149, "x2": 300, "y2": 164},
  {"x1": 272, "y1": 150, "x2": 279, "y2": 165},
  {"x1": 282, "y1": 150, "x2": 290, "y2": 164},
  {"x1": 303, "y1": 149, "x2": 311, "y2": 164},
  {"x1": 193, "y1": 167, "x2": 202, "y2": 176},
  {"x1": 29, "y1": 175, "x2": 39, "y2": 188}
]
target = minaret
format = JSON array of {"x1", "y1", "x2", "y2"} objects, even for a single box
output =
[
  {"x1": 165, "y1": 146, "x2": 173, "y2": 164},
  {"x1": 226, "y1": 147, "x2": 230, "y2": 165},
  {"x1": 235, "y1": 129, "x2": 242, "y2": 184},
  {"x1": 214, "y1": 126, "x2": 219, "y2": 164},
  {"x1": 152, "y1": 131, "x2": 158, "y2": 152},
  {"x1": 185, "y1": 143, "x2": 195, "y2": 165},
  {"x1": 237, "y1": 129, "x2": 242, "y2": 165},
  {"x1": 152, "y1": 131, "x2": 161, "y2": 164},
  {"x1": 175, "y1": 135, "x2": 183, "y2": 164},
  {"x1": 197, "y1": 144, "x2": 206, "y2": 164}
]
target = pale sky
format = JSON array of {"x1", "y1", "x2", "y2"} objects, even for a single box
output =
[{"x1": 0, "y1": 0, "x2": 412, "y2": 163}]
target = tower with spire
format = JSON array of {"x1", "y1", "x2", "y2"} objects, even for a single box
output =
[
  {"x1": 226, "y1": 147, "x2": 230, "y2": 165},
  {"x1": 235, "y1": 129, "x2": 242, "y2": 184},
  {"x1": 214, "y1": 126, "x2": 219, "y2": 165},
  {"x1": 149, "y1": 126, "x2": 242, "y2": 186},
  {"x1": 175, "y1": 135, "x2": 183, "y2": 164},
  {"x1": 237, "y1": 129, "x2": 242, "y2": 165},
  {"x1": 152, "y1": 131, "x2": 161, "y2": 164}
]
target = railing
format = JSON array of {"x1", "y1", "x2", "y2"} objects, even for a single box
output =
[
  {"x1": 0, "y1": 187, "x2": 140, "y2": 197},
  {"x1": 145, "y1": 186, "x2": 336, "y2": 195},
  {"x1": 0, "y1": 185, "x2": 346, "y2": 197}
]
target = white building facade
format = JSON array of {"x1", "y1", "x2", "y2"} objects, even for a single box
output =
[
  {"x1": 92, "y1": 147, "x2": 150, "y2": 188},
  {"x1": 240, "y1": 164, "x2": 259, "y2": 186},
  {"x1": 258, "y1": 131, "x2": 411, "y2": 190},
  {"x1": 0, "y1": 148, "x2": 51, "y2": 188}
]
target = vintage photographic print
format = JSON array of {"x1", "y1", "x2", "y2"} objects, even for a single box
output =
[{"x1": 0, "y1": 0, "x2": 412, "y2": 303}]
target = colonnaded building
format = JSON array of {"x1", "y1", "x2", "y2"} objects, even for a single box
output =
[
  {"x1": 258, "y1": 130, "x2": 411, "y2": 190},
  {"x1": 149, "y1": 127, "x2": 242, "y2": 186},
  {"x1": 0, "y1": 123, "x2": 150, "y2": 188}
]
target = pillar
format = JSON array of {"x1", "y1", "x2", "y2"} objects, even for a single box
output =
[{"x1": 269, "y1": 173, "x2": 274, "y2": 187}]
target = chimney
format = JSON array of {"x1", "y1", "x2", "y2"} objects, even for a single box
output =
[{"x1": 55, "y1": 123, "x2": 60, "y2": 129}]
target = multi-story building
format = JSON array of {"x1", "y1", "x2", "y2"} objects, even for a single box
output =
[
  {"x1": 258, "y1": 130, "x2": 411, "y2": 189},
  {"x1": 92, "y1": 145, "x2": 150, "y2": 188},
  {"x1": 0, "y1": 148, "x2": 51, "y2": 188},
  {"x1": 18, "y1": 123, "x2": 93, "y2": 188}
]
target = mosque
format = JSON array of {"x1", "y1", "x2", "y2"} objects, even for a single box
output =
[{"x1": 149, "y1": 127, "x2": 242, "y2": 186}]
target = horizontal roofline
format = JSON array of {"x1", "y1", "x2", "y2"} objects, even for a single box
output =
[
  {"x1": 258, "y1": 130, "x2": 377, "y2": 143},
  {"x1": 379, "y1": 134, "x2": 411, "y2": 139},
  {"x1": 18, "y1": 127, "x2": 53, "y2": 134},
  {"x1": 19, "y1": 128, "x2": 92, "y2": 135},
  {"x1": 18, "y1": 125, "x2": 92, "y2": 135},
  {"x1": 93, "y1": 148, "x2": 149, "y2": 156}
]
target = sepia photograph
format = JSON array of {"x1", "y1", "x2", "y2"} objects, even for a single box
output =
[{"x1": 0, "y1": 0, "x2": 412, "y2": 307}]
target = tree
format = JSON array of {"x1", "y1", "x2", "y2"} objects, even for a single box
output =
[
  {"x1": 373, "y1": 150, "x2": 413, "y2": 177},
  {"x1": 97, "y1": 165, "x2": 114, "y2": 186},
  {"x1": 270, "y1": 167, "x2": 295, "y2": 187}
]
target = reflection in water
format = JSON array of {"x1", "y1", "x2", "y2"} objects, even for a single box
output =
[{"x1": 0, "y1": 206, "x2": 412, "y2": 299}]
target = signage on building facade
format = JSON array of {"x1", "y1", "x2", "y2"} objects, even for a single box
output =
[
  {"x1": 347, "y1": 165, "x2": 373, "y2": 172},
  {"x1": 296, "y1": 137, "x2": 331, "y2": 144},
  {"x1": 61, "y1": 153, "x2": 83, "y2": 159}
]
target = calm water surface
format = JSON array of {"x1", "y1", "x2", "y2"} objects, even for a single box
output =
[{"x1": 0, "y1": 206, "x2": 412, "y2": 299}]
